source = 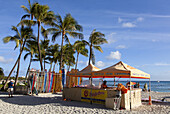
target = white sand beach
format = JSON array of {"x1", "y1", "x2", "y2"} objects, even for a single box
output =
[{"x1": 0, "y1": 91, "x2": 169, "y2": 114}]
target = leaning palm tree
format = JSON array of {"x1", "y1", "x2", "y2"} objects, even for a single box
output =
[
  {"x1": 48, "y1": 14, "x2": 83, "y2": 70},
  {"x1": 3, "y1": 26, "x2": 34, "y2": 89},
  {"x1": 87, "y1": 29, "x2": 108, "y2": 65},
  {"x1": 73, "y1": 40, "x2": 88, "y2": 69}
]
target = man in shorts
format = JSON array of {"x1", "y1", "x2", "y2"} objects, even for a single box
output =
[{"x1": 8, "y1": 79, "x2": 14, "y2": 98}]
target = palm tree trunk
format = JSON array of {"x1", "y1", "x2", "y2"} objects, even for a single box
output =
[
  {"x1": 25, "y1": 55, "x2": 32, "y2": 79},
  {"x1": 38, "y1": 21, "x2": 43, "y2": 71},
  {"x1": 60, "y1": 31, "x2": 65, "y2": 70},
  {"x1": 68, "y1": 65, "x2": 71, "y2": 72},
  {"x1": 44, "y1": 58, "x2": 45, "y2": 70},
  {"x1": 3, "y1": 40, "x2": 26, "y2": 89},
  {"x1": 53, "y1": 63, "x2": 56, "y2": 72},
  {"x1": 49, "y1": 62, "x2": 52, "y2": 72},
  {"x1": 88, "y1": 45, "x2": 92, "y2": 65},
  {"x1": 75, "y1": 52, "x2": 79, "y2": 69}
]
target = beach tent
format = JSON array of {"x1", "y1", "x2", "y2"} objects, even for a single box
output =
[
  {"x1": 91, "y1": 61, "x2": 151, "y2": 109},
  {"x1": 91, "y1": 61, "x2": 150, "y2": 79},
  {"x1": 67, "y1": 64, "x2": 101, "y2": 77}
]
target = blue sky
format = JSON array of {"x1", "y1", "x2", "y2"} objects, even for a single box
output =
[{"x1": 0, "y1": 0, "x2": 170, "y2": 81}]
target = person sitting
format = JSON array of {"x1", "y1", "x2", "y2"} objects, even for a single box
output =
[
  {"x1": 143, "y1": 83, "x2": 148, "y2": 91},
  {"x1": 101, "y1": 80, "x2": 108, "y2": 89}
]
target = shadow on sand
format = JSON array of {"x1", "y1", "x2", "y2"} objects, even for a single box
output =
[{"x1": 0, "y1": 92, "x2": 107, "y2": 110}]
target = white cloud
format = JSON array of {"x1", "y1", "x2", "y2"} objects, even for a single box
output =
[
  {"x1": 0, "y1": 56, "x2": 13, "y2": 63},
  {"x1": 107, "y1": 32, "x2": 116, "y2": 44},
  {"x1": 136, "y1": 17, "x2": 144, "y2": 22},
  {"x1": 96, "y1": 61, "x2": 106, "y2": 68},
  {"x1": 118, "y1": 17, "x2": 123, "y2": 23},
  {"x1": 122, "y1": 22, "x2": 136, "y2": 28},
  {"x1": 152, "y1": 39, "x2": 159, "y2": 42},
  {"x1": 106, "y1": 51, "x2": 121, "y2": 60},
  {"x1": 116, "y1": 45, "x2": 126, "y2": 49},
  {"x1": 139, "y1": 63, "x2": 170, "y2": 67},
  {"x1": 154, "y1": 63, "x2": 170, "y2": 66},
  {"x1": 78, "y1": 60, "x2": 88, "y2": 66}
]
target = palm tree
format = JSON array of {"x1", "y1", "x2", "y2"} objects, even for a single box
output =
[
  {"x1": 3, "y1": 26, "x2": 34, "y2": 89},
  {"x1": 40, "y1": 39, "x2": 50, "y2": 70},
  {"x1": 0, "y1": 67, "x2": 4, "y2": 80},
  {"x1": 87, "y1": 29, "x2": 108, "y2": 65},
  {"x1": 73, "y1": 40, "x2": 88, "y2": 69},
  {"x1": 62, "y1": 44, "x2": 75, "y2": 71},
  {"x1": 48, "y1": 14, "x2": 83, "y2": 70},
  {"x1": 24, "y1": 39, "x2": 37, "y2": 78},
  {"x1": 31, "y1": 3, "x2": 55, "y2": 71},
  {"x1": 46, "y1": 44, "x2": 60, "y2": 72},
  {"x1": 21, "y1": 0, "x2": 34, "y2": 20},
  {"x1": 19, "y1": 3, "x2": 55, "y2": 71}
]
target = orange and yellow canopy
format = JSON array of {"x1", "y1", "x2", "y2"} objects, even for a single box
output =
[{"x1": 67, "y1": 61, "x2": 150, "y2": 79}]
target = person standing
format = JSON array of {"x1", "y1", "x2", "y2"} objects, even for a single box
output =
[
  {"x1": 8, "y1": 79, "x2": 14, "y2": 98},
  {"x1": 101, "y1": 80, "x2": 108, "y2": 89}
]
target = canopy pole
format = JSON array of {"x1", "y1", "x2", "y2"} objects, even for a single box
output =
[
  {"x1": 114, "y1": 77, "x2": 115, "y2": 87},
  {"x1": 148, "y1": 78, "x2": 152, "y2": 105},
  {"x1": 90, "y1": 76, "x2": 92, "y2": 104},
  {"x1": 130, "y1": 75, "x2": 132, "y2": 110}
]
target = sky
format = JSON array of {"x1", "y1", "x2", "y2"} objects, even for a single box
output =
[{"x1": 0, "y1": 0, "x2": 170, "y2": 81}]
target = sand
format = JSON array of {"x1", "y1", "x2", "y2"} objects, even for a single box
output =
[{"x1": 0, "y1": 91, "x2": 169, "y2": 114}]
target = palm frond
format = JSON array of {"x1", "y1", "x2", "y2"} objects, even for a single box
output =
[
  {"x1": 64, "y1": 35, "x2": 71, "y2": 44},
  {"x1": 52, "y1": 31, "x2": 61, "y2": 42},
  {"x1": 55, "y1": 14, "x2": 63, "y2": 27},
  {"x1": 17, "y1": 20, "x2": 36, "y2": 27},
  {"x1": 93, "y1": 37, "x2": 108, "y2": 45},
  {"x1": 67, "y1": 31, "x2": 83, "y2": 39},
  {"x1": 41, "y1": 26, "x2": 48, "y2": 39},
  {"x1": 3, "y1": 36, "x2": 13, "y2": 43},
  {"x1": 75, "y1": 24, "x2": 83, "y2": 32},
  {"x1": 11, "y1": 26, "x2": 21, "y2": 39},
  {"x1": 21, "y1": 14, "x2": 30, "y2": 20},
  {"x1": 80, "y1": 48, "x2": 88, "y2": 57},
  {"x1": 24, "y1": 52, "x2": 31, "y2": 60},
  {"x1": 21, "y1": 5, "x2": 30, "y2": 13},
  {"x1": 93, "y1": 46, "x2": 103, "y2": 53}
]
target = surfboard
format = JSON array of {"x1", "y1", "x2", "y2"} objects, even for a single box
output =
[
  {"x1": 43, "y1": 70, "x2": 47, "y2": 92},
  {"x1": 52, "y1": 73, "x2": 56, "y2": 93},
  {"x1": 45, "y1": 71, "x2": 49, "y2": 92},
  {"x1": 32, "y1": 73, "x2": 35, "y2": 91},
  {"x1": 49, "y1": 72, "x2": 53, "y2": 92},
  {"x1": 40, "y1": 71, "x2": 45, "y2": 93},
  {"x1": 38, "y1": 72, "x2": 41, "y2": 91},
  {"x1": 35, "y1": 72, "x2": 39, "y2": 91},
  {"x1": 47, "y1": 72, "x2": 51, "y2": 92},
  {"x1": 34, "y1": 73, "x2": 37, "y2": 89}
]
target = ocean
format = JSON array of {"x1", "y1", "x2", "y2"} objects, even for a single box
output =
[{"x1": 82, "y1": 80, "x2": 170, "y2": 92}]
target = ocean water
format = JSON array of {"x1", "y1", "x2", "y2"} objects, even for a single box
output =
[{"x1": 82, "y1": 80, "x2": 170, "y2": 92}]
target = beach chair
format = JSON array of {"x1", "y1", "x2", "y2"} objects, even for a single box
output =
[{"x1": 113, "y1": 97, "x2": 121, "y2": 110}]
